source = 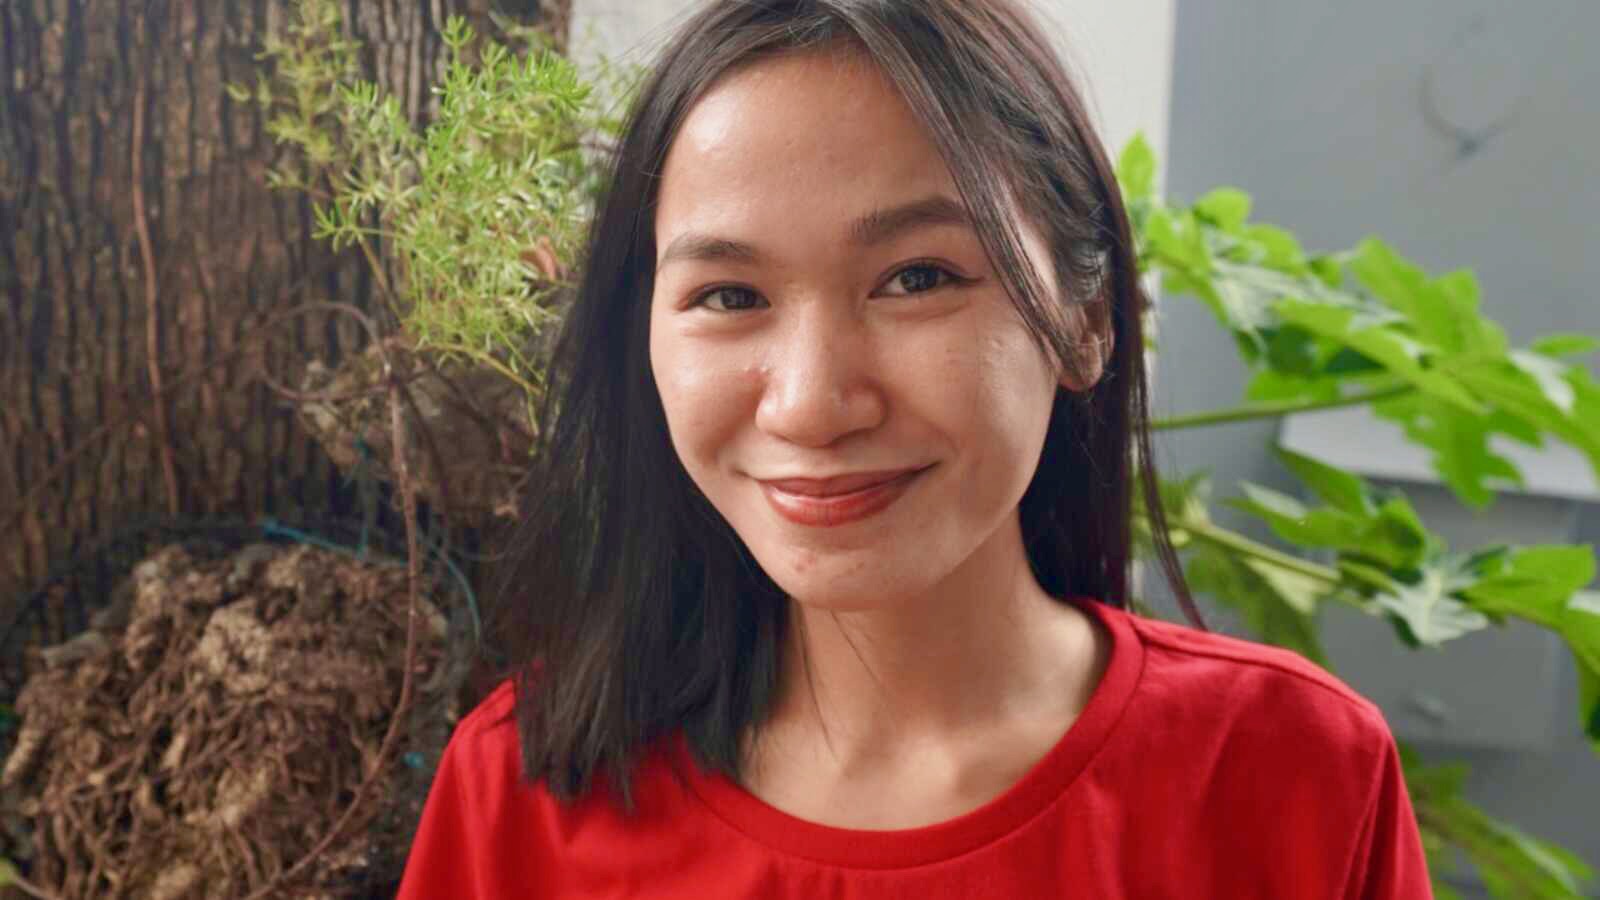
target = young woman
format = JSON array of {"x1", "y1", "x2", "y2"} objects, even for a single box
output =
[{"x1": 397, "y1": 1, "x2": 1430, "y2": 896}]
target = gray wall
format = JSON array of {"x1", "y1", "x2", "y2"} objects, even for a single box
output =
[{"x1": 1158, "y1": 0, "x2": 1600, "y2": 893}]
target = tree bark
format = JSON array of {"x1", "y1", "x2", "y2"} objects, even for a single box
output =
[{"x1": 0, "y1": 0, "x2": 567, "y2": 699}]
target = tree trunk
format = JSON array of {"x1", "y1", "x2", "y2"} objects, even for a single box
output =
[{"x1": 0, "y1": 0, "x2": 567, "y2": 699}]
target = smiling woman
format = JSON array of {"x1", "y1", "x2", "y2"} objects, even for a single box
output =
[{"x1": 396, "y1": 1, "x2": 1431, "y2": 897}]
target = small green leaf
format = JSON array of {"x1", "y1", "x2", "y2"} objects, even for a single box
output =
[
  {"x1": 1579, "y1": 664, "x2": 1600, "y2": 749},
  {"x1": 1308, "y1": 253, "x2": 1344, "y2": 287},
  {"x1": 1455, "y1": 362, "x2": 1600, "y2": 479},
  {"x1": 1116, "y1": 133, "x2": 1157, "y2": 204},
  {"x1": 1276, "y1": 299, "x2": 1485, "y2": 414},
  {"x1": 1367, "y1": 558, "x2": 1489, "y2": 647},
  {"x1": 1571, "y1": 592, "x2": 1600, "y2": 618},
  {"x1": 1185, "y1": 547, "x2": 1327, "y2": 665},
  {"x1": 1244, "y1": 369, "x2": 1342, "y2": 404},
  {"x1": 1241, "y1": 223, "x2": 1307, "y2": 273},
  {"x1": 1193, "y1": 187, "x2": 1252, "y2": 233},
  {"x1": 1464, "y1": 546, "x2": 1596, "y2": 623},
  {"x1": 1530, "y1": 333, "x2": 1600, "y2": 358},
  {"x1": 1371, "y1": 391, "x2": 1523, "y2": 509},
  {"x1": 1262, "y1": 325, "x2": 1322, "y2": 376},
  {"x1": 1274, "y1": 445, "x2": 1373, "y2": 515},
  {"x1": 1464, "y1": 547, "x2": 1600, "y2": 749},
  {"x1": 1476, "y1": 820, "x2": 1594, "y2": 897},
  {"x1": 1347, "y1": 239, "x2": 1498, "y2": 356},
  {"x1": 1509, "y1": 349, "x2": 1576, "y2": 414},
  {"x1": 1230, "y1": 483, "x2": 1429, "y2": 570},
  {"x1": 1240, "y1": 557, "x2": 1325, "y2": 616}
]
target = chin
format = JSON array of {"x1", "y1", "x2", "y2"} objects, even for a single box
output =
[{"x1": 758, "y1": 546, "x2": 935, "y2": 613}]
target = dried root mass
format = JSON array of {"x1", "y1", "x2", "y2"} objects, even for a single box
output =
[{"x1": 2, "y1": 542, "x2": 455, "y2": 898}]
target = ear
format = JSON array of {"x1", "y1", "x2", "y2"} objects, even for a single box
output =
[{"x1": 1058, "y1": 298, "x2": 1114, "y2": 393}]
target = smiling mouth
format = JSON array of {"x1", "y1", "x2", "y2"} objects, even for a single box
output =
[{"x1": 757, "y1": 466, "x2": 930, "y2": 527}]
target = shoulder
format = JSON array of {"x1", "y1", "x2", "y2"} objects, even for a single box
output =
[
  {"x1": 451, "y1": 678, "x2": 520, "y2": 751},
  {"x1": 1089, "y1": 607, "x2": 1427, "y2": 894},
  {"x1": 1118, "y1": 608, "x2": 1396, "y2": 764},
  {"x1": 434, "y1": 680, "x2": 524, "y2": 805}
]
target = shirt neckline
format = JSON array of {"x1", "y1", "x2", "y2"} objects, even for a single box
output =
[{"x1": 673, "y1": 596, "x2": 1146, "y2": 869}]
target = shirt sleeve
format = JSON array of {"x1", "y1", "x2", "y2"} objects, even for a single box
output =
[
  {"x1": 395, "y1": 729, "x2": 489, "y2": 900},
  {"x1": 1343, "y1": 734, "x2": 1433, "y2": 899}
]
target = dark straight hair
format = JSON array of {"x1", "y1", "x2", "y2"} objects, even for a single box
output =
[{"x1": 490, "y1": 0, "x2": 1197, "y2": 806}]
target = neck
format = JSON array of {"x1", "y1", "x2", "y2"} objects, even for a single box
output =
[{"x1": 752, "y1": 516, "x2": 1104, "y2": 773}]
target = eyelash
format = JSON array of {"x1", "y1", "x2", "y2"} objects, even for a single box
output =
[{"x1": 689, "y1": 262, "x2": 968, "y2": 312}]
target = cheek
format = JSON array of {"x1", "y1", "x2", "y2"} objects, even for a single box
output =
[
  {"x1": 920, "y1": 320, "x2": 1057, "y2": 501},
  {"x1": 922, "y1": 320, "x2": 1056, "y2": 443},
  {"x1": 649, "y1": 324, "x2": 759, "y2": 472}
]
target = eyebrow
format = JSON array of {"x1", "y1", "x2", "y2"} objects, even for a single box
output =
[{"x1": 654, "y1": 194, "x2": 973, "y2": 273}]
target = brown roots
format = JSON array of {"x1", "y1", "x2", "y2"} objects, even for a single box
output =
[{"x1": 2, "y1": 541, "x2": 457, "y2": 898}]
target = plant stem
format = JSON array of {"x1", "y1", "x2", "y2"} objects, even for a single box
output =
[
  {"x1": 431, "y1": 341, "x2": 541, "y2": 398},
  {"x1": 1161, "y1": 512, "x2": 1396, "y2": 598},
  {"x1": 1178, "y1": 515, "x2": 1343, "y2": 585},
  {"x1": 355, "y1": 235, "x2": 405, "y2": 322},
  {"x1": 1152, "y1": 384, "x2": 1413, "y2": 431}
]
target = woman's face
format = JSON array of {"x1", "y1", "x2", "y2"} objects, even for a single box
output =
[{"x1": 649, "y1": 49, "x2": 1084, "y2": 611}]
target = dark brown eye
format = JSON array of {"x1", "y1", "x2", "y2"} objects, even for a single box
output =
[
  {"x1": 884, "y1": 264, "x2": 951, "y2": 296},
  {"x1": 697, "y1": 287, "x2": 766, "y2": 312}
]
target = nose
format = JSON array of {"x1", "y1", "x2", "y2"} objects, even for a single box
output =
[{"x1": 754, "y1": 305, "x2": 886, "y2": 448}]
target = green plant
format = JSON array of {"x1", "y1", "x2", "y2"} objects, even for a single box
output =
[
  {"x1": 247, "y1": 3, "x2": 1598, "y2": 894},
  {"x1": 1120, "y1": 134, "x2": 1599, "y2": 897},
  {"x1": 230, "y1": 0, "x2": 611, "y2": 409}
]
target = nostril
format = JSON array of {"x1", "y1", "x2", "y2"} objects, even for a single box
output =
[{"x1": 756, "y1": 371, "x2": 885, "y2": 448}]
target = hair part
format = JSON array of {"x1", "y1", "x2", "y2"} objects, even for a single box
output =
[{"x1": 489, "y1": 0, "x2": 1197, "y2": 809}]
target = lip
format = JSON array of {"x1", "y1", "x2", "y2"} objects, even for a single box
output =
[{"x1": 758, "y1": 466, "x2": 929, "y2": 527}]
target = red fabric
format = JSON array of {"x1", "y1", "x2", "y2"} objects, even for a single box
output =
[{"x1": 396, "y1": 600, "x2": 1431, "y2": 898}]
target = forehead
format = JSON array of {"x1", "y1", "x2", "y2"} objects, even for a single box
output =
[{"x1": 654, "y1": 49, "x2": 961, "y2": 238}]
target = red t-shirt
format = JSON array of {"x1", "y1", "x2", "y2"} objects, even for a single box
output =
[{"x1": 396, "y1": 599, "x2": 1431, "y2": 898}]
